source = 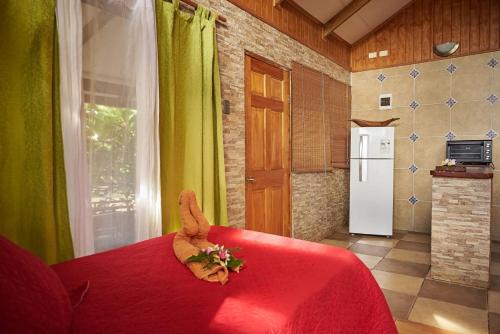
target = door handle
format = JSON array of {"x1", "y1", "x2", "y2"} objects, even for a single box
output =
[{"x1": 245, "y1": 176, "x2": 255, "y2": 183}]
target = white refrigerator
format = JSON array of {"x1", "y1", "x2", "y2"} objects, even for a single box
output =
[{"x1": 349, "y1": 127, "x2": 394, "y2": 236}]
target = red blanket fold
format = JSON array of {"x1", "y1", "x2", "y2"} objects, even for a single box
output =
[{"x1": 52, "y1": 227, "x2": 397, "y2": 334}]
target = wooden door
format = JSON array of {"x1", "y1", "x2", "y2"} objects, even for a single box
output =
[{"x1": 245, "y1": 54, "x2": 290, "y2": 237}]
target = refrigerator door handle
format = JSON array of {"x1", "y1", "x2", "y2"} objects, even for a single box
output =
[
  {"x1": 359, "y1": 135, "x2": 368, "y2": 182},
  {"x1": 359, "y1": 134, "x2": 368, "y2": 159},
  {"x1": 358, "y1": 159, "x2": 363, "y2": 182}
]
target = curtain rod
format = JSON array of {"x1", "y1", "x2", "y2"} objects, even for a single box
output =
[{"x1": 172, "y1": 0, "x2": 228, "y2": 27}]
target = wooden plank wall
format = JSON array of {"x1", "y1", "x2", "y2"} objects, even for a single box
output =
[
  {"x1": 351, "y1": 0, "x2": 500, "y2": 72},
  {"x1": 227, "y1": 0, "x2": 351, "y2": 70}
]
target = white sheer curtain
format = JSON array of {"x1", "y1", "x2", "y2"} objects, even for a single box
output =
[
  {"x1": 56, "y1": 0, "x2": 95, "y2": 257},
  {"x1": 81, "y1": 0, "x2": 161, "y2": 252},
  {"x1": 133, "y1": 0, "x2": 162, "y2": 241}
]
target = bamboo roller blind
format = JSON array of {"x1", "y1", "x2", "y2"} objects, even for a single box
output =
[{"x1": 291, "y1": 62, "x2": 350, "y2": 172}]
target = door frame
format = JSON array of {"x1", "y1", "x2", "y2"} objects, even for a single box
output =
[{"x1": 243, "y1": 51, "x2": 292, "y2": 237}]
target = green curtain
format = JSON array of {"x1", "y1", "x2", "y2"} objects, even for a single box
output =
[
  {"x1": 0, "y1": 1, "x2": 74, "y2": 263},
  {"x1": 155, "y1": 0, "x2": 228, "y2": 233}
]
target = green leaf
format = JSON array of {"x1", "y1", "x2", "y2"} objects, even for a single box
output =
[
  {"x1": 185, "y1": 253, "x2": 208, "y2": 263},
  {"x1": 226, "y1": 258, "x2": 243, "y2": 270}
]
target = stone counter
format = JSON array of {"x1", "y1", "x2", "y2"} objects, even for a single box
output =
[{"x1": 430, "y1": 166, "x2": 493, "y2": 288}]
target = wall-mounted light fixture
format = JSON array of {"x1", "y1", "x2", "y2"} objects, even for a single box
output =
[{"x1": 433, "y1": 42, "x2": 460, "y2": 57}]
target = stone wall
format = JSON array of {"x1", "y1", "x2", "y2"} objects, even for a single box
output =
[
  {"x1": 431, "y1": 176, "x2": 492, "y2": 288},
  {"x1": 351, "y1": 51, "x2": 500, "y2": 234},
  {"x1": 196, "y1": 0, "x2": 350, "y2": 237},
  {"x1": 292, "y1": 170, "x2": 349, "y2": 241}
]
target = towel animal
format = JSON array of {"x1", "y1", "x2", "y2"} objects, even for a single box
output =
[{"x1": 172, "y1": 190, "x2": 229, "y2": 285}]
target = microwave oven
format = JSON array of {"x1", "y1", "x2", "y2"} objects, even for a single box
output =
[{"x1": 446, "y1": 140, "x2": 492, "y2": 164}]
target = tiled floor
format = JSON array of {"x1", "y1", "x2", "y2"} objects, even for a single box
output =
[{"x1": 320, "y1": 229, "x2": 500, "y2": 334}]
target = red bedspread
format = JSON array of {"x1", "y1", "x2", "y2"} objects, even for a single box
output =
[{"x1": 52, "y1": 227, "x2": 396, "y2": 334}]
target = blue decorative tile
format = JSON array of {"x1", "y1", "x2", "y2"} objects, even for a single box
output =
[
  {"x1": 377, "y1": 73, "x2": 386, "y2": 82},
  {"x1": 486, "y1": 129, "x2": 498, "y2": 139},
  {"x1": 409, "y1": 68, "x2": 420, "y2": 79},
  {"x1": 487, "y1": 94, "x2": 498, "y2": 104},
  {"x1": 446, "y1": 97, "x2": 457, "y2": 108},
  {"x1": 409, "y1": 100, "x2": 419, "y2": 110},
  {"x1": 488, "y1": 58, "x2": 498, "y2": 68},
  {"x1": 445, "y1": 131, "x2": 456, "y2": 141},
  {"x1": 408, "y1": 164, "x2": 419, "y2": 174},
  {"x1": 446, "y1": 63, "x2": 457, "y2": 74},
  {"x1": 409, "y1": 133, "x2": 419, "y2": 142},
  {"x1": 408, "y1": 195, "x2": 419, "y2": 205}
]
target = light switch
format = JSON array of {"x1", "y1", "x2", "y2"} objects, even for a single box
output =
[
  {"x1": 368, "y1": 52, "x2": 378, "y2": 59},
  {"x1": 379, "y1": 94, "x2": 392, "y2": 110},
  {"x1": 222, "y1": 100, "x2": 230, "y2": 114},
  {"x1": 379, "y1": 50, "x2": 389, "y2": 57}
]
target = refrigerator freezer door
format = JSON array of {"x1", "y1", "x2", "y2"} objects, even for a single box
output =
[
  {"x1": 349, "y1": 158, "x2": 394, "y2": 236},
  {"x1": 351, "y1": 127, "x2": 395, "y2": 159}
]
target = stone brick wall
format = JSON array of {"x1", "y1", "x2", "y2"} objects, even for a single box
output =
[
  {"x1": 292, "y1": 170, "x2": 349, "y2": 241},
  {"x1": 196, "y1": 0, "x2": 350, "y2": 238},
  {"x1": 431, "y1": 176, "x2": 492, "y2": 288}
]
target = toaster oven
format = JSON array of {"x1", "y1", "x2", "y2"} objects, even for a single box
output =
[{"x1": 446, "y1": 140, "x2": 492, "y2": 164}]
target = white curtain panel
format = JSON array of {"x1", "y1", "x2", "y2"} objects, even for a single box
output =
[
  {"x1": 56, "y1": 0, "x2": 95, "y2": 257},
  {"x1": 81, "y1": 0, "x2": 161, "y2": 252},
  {"x1": 132, "y1": 0, "x2": 162, "y2": 241}
]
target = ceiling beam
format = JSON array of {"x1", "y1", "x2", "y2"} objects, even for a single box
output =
[
  {"x1": 273, "y1": 0, "x2": 286, "y2": 7},
  {"x1": 322, "y1": 0, "x2": 371, "y2": 38},
  {"x1": 82, "y1": 11, "x2": 113, "y2": 44}
]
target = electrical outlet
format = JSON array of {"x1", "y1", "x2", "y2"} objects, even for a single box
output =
[
  {"x1": 379, "y1": 50, "x2": 389, "y2": 57},
  {"x1": 368, "y1": 52, "x2": 378, "y2": 59}
]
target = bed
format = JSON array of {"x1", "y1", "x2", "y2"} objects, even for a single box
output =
[{"x1": 1, "y1": 226, "x2": 397, "y2": 333}]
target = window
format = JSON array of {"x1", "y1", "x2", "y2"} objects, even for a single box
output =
[
  {"x1": 85, "y1": 102, "x2": 136, "y2": 252},
  {"x1": 291, "y1": 62, "x2": 351, "y2": 172},
  {"x1": 330, "y1": 80, "x2": 351, "y2": 168},
  {"x1": 82, "y1": 1, "x2": 144, "y2": 252}
]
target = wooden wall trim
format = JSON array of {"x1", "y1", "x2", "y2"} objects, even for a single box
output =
[
  {"x1": 227, "y1": 0, "x2": 351, "y2": 70},
  {"x1": 351, "y1": 0, "x2": 500, "y2": 72}
]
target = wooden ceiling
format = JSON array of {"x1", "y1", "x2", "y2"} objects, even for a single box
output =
[
  {"x1": 352, "y1": 0, "x2": 500, "y2": 71},
  {"x1": 232, "y1": 0, "x2": 500, "y2": 72},
  {"x1": 277, "y1": 0, "x2": 413, "y2": 44}
]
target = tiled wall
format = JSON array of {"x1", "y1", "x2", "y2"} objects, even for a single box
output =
[
  {"x1": 195, "y1": 0, "x2": 350, "y2": 239},
  {"x1": 351, "y1": 51, "x2": 500, "y2": 235}
]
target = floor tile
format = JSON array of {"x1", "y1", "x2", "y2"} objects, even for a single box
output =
[
  {"x1": 353, "y1": 253, "x2": 382, "y2": 269},
  {"x1": 348, "y1": 243, "x2": 391, "y2": 257},
  {"x1": 402, "y1": 233, "x2": 431, "y2": 244},
  {"x1": 488, "y1": 291, "x2": 500, "y2": 314},
  {"x1": 396, "y1": 319, "x2": 458, "y2": 334},
  {"x1": 418, "y1": 279, "x2": 487, "y2": 310},
  {"x1": 489, "y1": 312, "x2": 500, "y2": 334},
  {"x1": 393, "y1": 230, "x2": 408, "y2": 240},
  {"x1": 409, "y1": 297, "x2": 488, "y2": 334},
  {"x1": 371, "y1": 270, "x2": 424, "y2": 296},
  {"x1": 491, "y1": 275, "x2": 500, "y2": 292},
  {"x1": 327, "y1": 232, "x2": 361, "y2": 243},
  {"x1": 492, "y1": 262, "x2": 500, "y2": 276},
  {"x1": 395, "y1": 240, "x2": 431, "y2": 253},
  {"x1": 374, "y1": 258, "x2": 430, "y2": 278},
  {"x1": 319, "y1": 239, "x2": 351, "y2": 248},
  {"x1": 492, "y1": 252, "x2": 500, "y2": 263},
  {"x1": 386, "y1": 248, "x2": 431, "y2": 265},
  {"x1": 357, "y1": 236, "x2": 399, "y2": 248},
  {"x1": 382, "y1": 289, "x2": 416, "y2": 320}
]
